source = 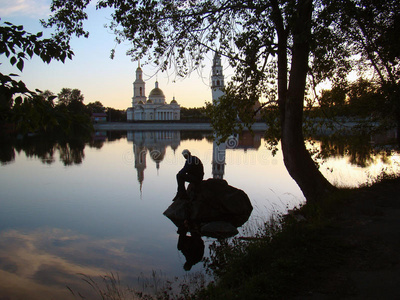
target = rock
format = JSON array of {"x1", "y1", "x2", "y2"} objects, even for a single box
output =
[{"x1": 164, "y1": 178, "x2": 253, "y2": 237}]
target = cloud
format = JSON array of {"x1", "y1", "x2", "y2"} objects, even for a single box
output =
[
  {"x1": 0, "y1": 227, "x2": 163, "y2": 299},
  {"x1": 0, "y1": 0, "x2": 50, "y2": 18}
]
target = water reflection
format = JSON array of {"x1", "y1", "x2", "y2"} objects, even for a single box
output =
[
  {"x1": 1, "y1": 128, "x2": 396, "y2": 171},
  {"x1": 177, "y1": 223, "x2": 205, "y2": 271},
  {"x1": 0, "y1": 129, "x2": 399, "y2": 299},
  {"x1": 127, "y1": 131, "x2": 181, "y2": 189},
  {"x1": 315, "y1": 132, "x2": 395, "y2": 168}
]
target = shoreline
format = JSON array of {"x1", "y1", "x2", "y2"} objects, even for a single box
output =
[{"x1": 93, "y1": 122, "x2": 268, "y2": 131}]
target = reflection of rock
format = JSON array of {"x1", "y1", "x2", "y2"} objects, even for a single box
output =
[
  {"x1": 200, "y1": 221, "x2": 239, "y2": 238},
  {"x1": 163, "y1": 179, "x2": 253, "y2": 238}
]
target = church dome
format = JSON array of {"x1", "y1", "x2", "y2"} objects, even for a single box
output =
[
  {"x1": 146, "y1": 99, "x2": 153, "y2": 104},
  {"x1": 149, "y1": 81, "x2": 165, "y2": 98},
  {"x1": 170, "y1": 96, "x2": 178, "y2": 104},
  {"x1": 149, "y1": 87, "x2": 165, "y2": 97}
]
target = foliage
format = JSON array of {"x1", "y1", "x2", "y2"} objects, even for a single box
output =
[
  {"x1": 106, "y1": 107, "x2": 127, "y2": 122},
  {"x1": 0, "y1": 19, "x2": 74, "y2": 123},
  {"x1": 3, "y1": 87, "x2": 93, "y2": 138},
  {"x1": 180, "y1": 106, "x2": 208, "y2": 122},
  {"x1": 57, "y1": 88, "x2": 85, "y2": 105},
  {"x1": 67, "y1": 271, "x2": 207, "y2": 300},
  {"x1": 324, "y1": 0, "x2": 400, "y2": 127},
  {"x1": 199, "y1": 211, "x2": 340, "y2": 299},
  {"x1": 42, "y1": 0, "x2": 398, "y2": 135},
  {"x1": 87, "y1": 101, "x2": 106, "y2": 113}
]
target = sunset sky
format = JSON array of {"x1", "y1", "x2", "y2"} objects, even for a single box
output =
[{"x1": 0, "y1": 0, "x2": 232, "y2": 109}]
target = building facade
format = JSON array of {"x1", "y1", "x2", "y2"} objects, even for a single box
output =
[{"x1": 127, "y1": 64, "x2": 181, "y2": 121}]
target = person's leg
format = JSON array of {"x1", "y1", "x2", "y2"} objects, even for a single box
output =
[{"x1": 177, "y1": 173, "x2": 187, "y2": 194}]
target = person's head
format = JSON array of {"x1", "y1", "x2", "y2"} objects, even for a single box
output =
[{"x1": 182, "y1": 149, "x2": 191, "y2": 159}]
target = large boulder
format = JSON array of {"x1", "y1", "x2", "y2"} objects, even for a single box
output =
[{"x1": 163, "y1": 179, "x2": 253, "y2": 237}]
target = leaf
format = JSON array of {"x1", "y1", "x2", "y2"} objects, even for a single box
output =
[
  {"x1": 10, "y1": 56, "x2": 17, "y2": 65},
  {"x1": 27, "y1": 48, "x2": 33, "y2": 58},
  {"x1": 16, "y1": 59, "x2": 24, "y2": 71}
]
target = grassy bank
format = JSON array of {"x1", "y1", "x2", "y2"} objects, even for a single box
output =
[{"x1": 198, "y1": 175, "x2": 400, "y2": 299}]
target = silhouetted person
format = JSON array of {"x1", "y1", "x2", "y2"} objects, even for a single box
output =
[
  {"x1": 175, "y1": 149, "x2": 204, "y2": 200},
  {"x1": 177, "y1": 228, "x2": 205, "y2": 271}
]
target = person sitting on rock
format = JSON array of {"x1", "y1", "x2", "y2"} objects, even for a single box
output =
[{"x1": 175, "y1": 149, "x2": 204, "y2": 200}]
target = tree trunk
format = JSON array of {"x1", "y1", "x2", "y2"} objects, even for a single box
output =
[{"x1": 280, "y1": 0, "x2": 335, "y2": 202}]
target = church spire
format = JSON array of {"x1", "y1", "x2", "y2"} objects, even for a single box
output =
[
  {"x1": 211, "y1": 51, "x2": 225, "y2": 103},
  {"x1": 132, "y1": 61, "x2": 146, "y2": 105}
]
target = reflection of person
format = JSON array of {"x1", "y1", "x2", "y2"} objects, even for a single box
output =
[
  {"x1": 177, "y1": 229, "x2": 205, "y2": 271},
  {"x1": 175, "y1": 149, "x2": 204, "y2": 199}
]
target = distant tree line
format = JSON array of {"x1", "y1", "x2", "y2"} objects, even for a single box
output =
[
  {"x1": 180, "y1": 106, "x2": 209, "y2": 122},
  {"x1": 314, "y1": 78, "x2": 389, "y2": 119},
  {"x1": 1, "y1": 85, "x2": 128, "y2": 138}
]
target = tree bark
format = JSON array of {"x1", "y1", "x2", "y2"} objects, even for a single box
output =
[{"x1": 279, "y1": 0, "x2": 335, "y2": 202}]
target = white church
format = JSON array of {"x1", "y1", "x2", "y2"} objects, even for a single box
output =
[{"x1": 127, "y1": 64, "x2": 181, "y2": 121}]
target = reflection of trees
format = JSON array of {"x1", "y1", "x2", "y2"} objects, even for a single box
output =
[
  {"x1": 15, "y1": 136, "x2": 56, "y2": 165},
  {"x1": 180, "y1": 131, "x2": 211, "y2": 141},
  {"x1": 315, "y1": 134, "x2": 392, "y2": 168},
  {"x1": 107, "y1": 131, "x2": 127, "y2": 142},
  {"x1": 88, "y1": 139, "x2": 104, "y2": 149},
  {"x1": 57, "y1": 140, "x2": 85, "y2": 166},
  {"x1": 0, "y1": 135, "x2": 91, "y2": 166},
  {"x1": 87, "y1": 131, "x2": 127, "y2": 150},
  {"x1": 0, "y1": 137, "x2": 15, "y2": 164}
]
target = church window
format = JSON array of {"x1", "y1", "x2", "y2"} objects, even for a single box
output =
[
  {"x1": 140, "y1": 87, "x2": 142, "y2": 96},
  {"x1": 217, "y1": 80, "x2": 220, "y2": 86}
]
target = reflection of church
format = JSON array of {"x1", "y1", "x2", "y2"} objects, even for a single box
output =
[
  {"x1": 127, "y1": 131, "x2": 181, "y2": 189},
  {"x1": 127, "y1": 63, "x2": 181, "y2": 121}
]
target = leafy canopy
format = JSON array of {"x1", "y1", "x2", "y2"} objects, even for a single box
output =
[
  {"x1": 43, "y1": 0, "x2": 400, "y2": 136},
  {"x1": 0, "y1": 18, "x2": 74, "y2": 117}
]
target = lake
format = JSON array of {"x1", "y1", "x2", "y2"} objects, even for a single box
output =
[{"x1": 0, "y1": 129, "x2": 399, "y2": 299}]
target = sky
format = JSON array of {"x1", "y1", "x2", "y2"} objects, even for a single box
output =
[{"x1": 0, "y1": 0, "x2": 230, "y2": 109}]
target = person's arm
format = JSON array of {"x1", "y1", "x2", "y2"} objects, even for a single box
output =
[{"x1": 178, "y1": 161, "x2": 189, "y2": 175}]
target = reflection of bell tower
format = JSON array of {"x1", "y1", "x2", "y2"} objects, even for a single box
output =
[
  {"x1": 134, "y1": 144, "x2": 147, "y2": 191},
  {"x1": 212, "y1": 140, "x2": 226, "y2": 179}
]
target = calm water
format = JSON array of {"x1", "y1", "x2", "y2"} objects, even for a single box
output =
[{"x1": 0, "y1": 130, "x2": 399, "y2": 299}]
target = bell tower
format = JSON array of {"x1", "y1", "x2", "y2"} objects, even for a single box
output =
[
  {"x1": 211, "y1": 52, "x2": 225, "y2": 103},
  {"x1": 132, "y1": 61, "x2": 147, "y2": 106}
]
